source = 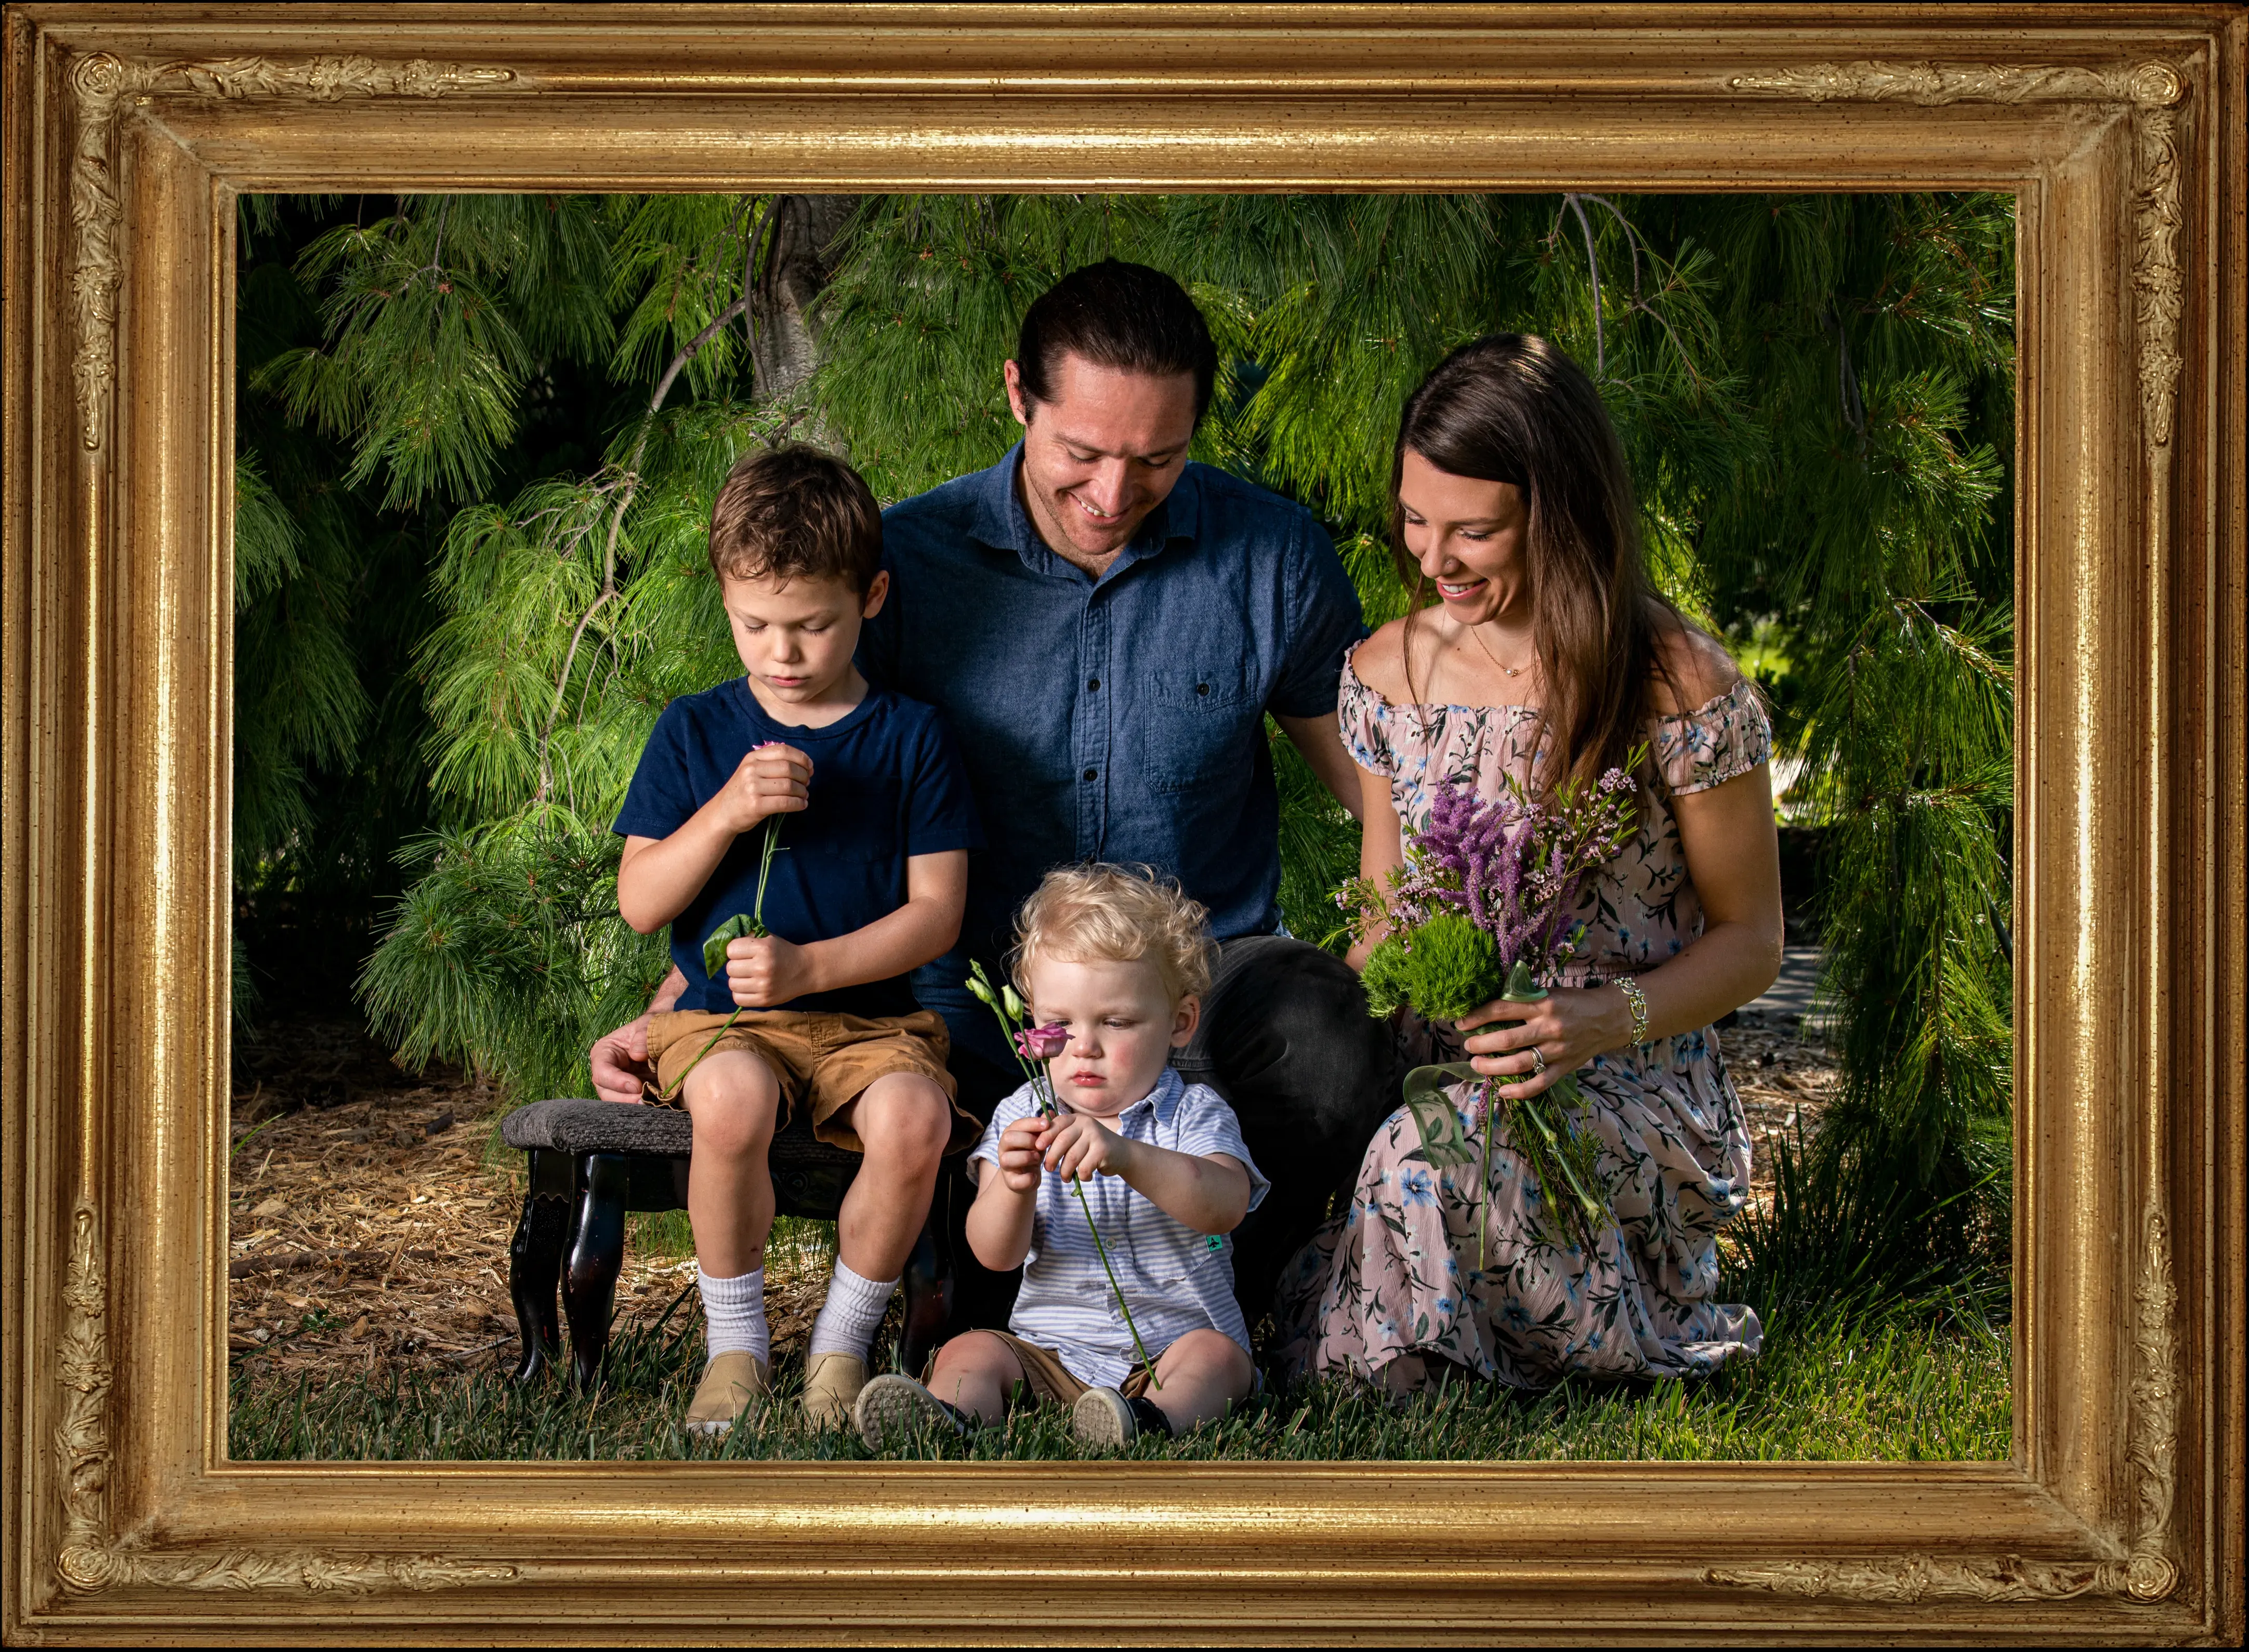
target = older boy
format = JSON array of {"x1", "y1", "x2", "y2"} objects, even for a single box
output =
[{"x1": 614, "y1": 445, "x2": 982, "y2": 1434}]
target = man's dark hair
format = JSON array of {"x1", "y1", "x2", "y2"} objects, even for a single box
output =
[
  {"x1": 706, "y1": 444, "x2": 884, "y2": 592},
  {"x1": 1015, "y1": 259, "x2": 1217, "y2": 425}
]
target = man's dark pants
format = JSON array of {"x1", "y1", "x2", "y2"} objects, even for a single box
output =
[{"x1": 938, "y1": 934, "x2": 1401, "y2": 1339}]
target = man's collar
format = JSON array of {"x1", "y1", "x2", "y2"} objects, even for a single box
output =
[{"x1": 969, "y1": 445, "x2": 1202, "y2": 580}]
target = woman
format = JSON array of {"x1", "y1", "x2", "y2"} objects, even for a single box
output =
[{"x1": 1272, "y1": 335, "x2": 1782, "y2": 1393}]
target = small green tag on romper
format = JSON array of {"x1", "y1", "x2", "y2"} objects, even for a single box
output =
[{"x1": 1206, "y1": 1234, "x2": 1224, "y2": 1254}]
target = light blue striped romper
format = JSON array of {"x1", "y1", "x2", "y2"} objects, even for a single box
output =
[{"x1": 969, "y1": 1066, "x2": 1271, "y2": 1390}]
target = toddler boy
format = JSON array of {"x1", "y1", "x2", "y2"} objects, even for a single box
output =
[
  {"x1": 854, "y1": 865, "x2": 1267, "y2": 1450},
  {"x1": 614, "y1": 444, "x2": 982, "y2": 1434}
]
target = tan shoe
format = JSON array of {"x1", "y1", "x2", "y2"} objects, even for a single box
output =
[
  {"x1": 800, "y1": 1350, "x2": 871, "y2": 1430},
  {"x1": 684, "y1": 1351, "x2": 768, "y2": 1436}
]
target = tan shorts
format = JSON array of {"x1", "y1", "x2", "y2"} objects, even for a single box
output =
[
  {"x1": 645, "y1": 1006, "x2": 979, "y2": 1153},
  {"x1": 930, "y1": 1330, "x2": 1156, "y2": 1407}
]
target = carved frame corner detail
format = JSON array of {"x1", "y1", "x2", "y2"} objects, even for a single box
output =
[
  {"x1": 65, "y1": 48, "x2": 518, "y2": 452},
  {"x1": 53, "y1": 1201, "x2": 518, "y2": 1600}
]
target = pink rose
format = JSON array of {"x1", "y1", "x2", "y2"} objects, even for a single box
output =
[{"x1": 1013, "y1": 1021, "x2": 1069, "y2": 1062}]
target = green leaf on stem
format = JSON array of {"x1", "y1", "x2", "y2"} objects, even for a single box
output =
[
  {"x1": 701, "y1": 911, "x2": 758, "y2": 979},
  {"x1": 1400, "y1": 1063, "x2": 1480, "y2": 1169}
]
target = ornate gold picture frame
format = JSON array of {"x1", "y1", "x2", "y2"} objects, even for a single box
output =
[{"x1": 3, "y1": 5, "x2": 2242, "y2": 1641}]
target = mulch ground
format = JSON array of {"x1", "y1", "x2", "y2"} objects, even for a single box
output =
[{"x1": 226, "y1": 1009, "x2": 1835, "y2": 1386}]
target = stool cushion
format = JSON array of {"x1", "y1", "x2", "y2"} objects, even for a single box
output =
[{"x1": 502, "y1": 1099, "x2": 694, "y2": 1158}]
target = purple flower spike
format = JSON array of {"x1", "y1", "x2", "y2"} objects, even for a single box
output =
[{"x1": 1014, "y1": 1021, "x2": 1070, "y2": 1062}]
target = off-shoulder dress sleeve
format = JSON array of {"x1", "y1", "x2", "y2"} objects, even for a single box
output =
[
  {"x1": 1338, "y1": 642, "x2": 1398, "y2": 776},
  {"x1": 1653, "y1": 677, "x2": 1771, "y2": 795}
]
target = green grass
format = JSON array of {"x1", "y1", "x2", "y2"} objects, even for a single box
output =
[
  {"x1": 624, "y1": 1208, "x2": 834, "y2": 1268},
  {"x1": 246, "y1": 1107, "x2": 2011, "y2": 1463},
  {"x1": 228, "y1": 1294, "x2": 2008, "y2": 1463}
]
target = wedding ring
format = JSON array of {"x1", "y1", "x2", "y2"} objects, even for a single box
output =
[{"x1": 1529, "y1": 1047, "x2": 1547, "y2": 1076}]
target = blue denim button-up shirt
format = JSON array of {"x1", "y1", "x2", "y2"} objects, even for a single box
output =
[{"x1": 860, "y1": 446, "x2": 1365, "y2": 1066}]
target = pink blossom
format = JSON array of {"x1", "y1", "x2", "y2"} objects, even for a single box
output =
[{"x1": 1013, "y1": 1021, "x2": 1070, "y2": 1062}]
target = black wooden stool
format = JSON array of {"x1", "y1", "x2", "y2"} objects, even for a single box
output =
[{"x1": 501, "y1": 1099, "x2": 954, "y2": 1389}]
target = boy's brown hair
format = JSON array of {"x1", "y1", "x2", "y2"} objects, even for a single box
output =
[{"x1": 706, "y1": 444, "x2": 883, "y2": 592}]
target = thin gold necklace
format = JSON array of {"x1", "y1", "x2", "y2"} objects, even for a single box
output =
[{"x1": 1466, "y1": 620, "x2": 1536, "y2": 679}]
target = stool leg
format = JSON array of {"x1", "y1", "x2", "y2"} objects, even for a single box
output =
[
  {"x1": 899, "y1": 1194, "x2": 953, "y2": 1379},
  {"x1": 562, "y1": 1153, "x2": 628, "y2": 1391},
  {"x1": 508, "y1": 1176, "x2": 569, "y2": 1385}
]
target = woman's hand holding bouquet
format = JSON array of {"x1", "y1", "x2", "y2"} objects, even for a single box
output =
[
  {"x1": 1454, "y1": 975, "x2": 1635, "y2": 1101},
  {"x1": 1341, "y1": 752, "x2": 1645, "y2": 1259}
]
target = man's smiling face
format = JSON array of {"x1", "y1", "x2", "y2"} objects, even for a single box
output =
[{"x1": 1005, "y1": 351, "x2": 1198, "y2": 570}]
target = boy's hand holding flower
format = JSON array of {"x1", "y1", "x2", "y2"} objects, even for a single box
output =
[
  {"x1": 725, "y1": 932, "x2": 816, "y2": 1008},
  {"x1": 716, "y1": 741, "x2": 813, "y2": 834}
]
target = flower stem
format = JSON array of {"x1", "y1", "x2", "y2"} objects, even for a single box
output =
[
  {"x1": 1068, "y1": 1177, "x2": 1161, "y2": 1387},
  {"x1": 657, "y1": 816, "x2": 784, "y2": 1100},
  {"x1": 1478, "y1": 1078, "x2": 1495, "y2": 1275},
  {"x1": 749, "y1": 813, "x2": 781, "y2": 934},
  {"x1": 654, "y1": 1006, "x2": 741, "y2": 1103}
]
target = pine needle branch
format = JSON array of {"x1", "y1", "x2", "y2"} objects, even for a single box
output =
[{"x1": 533, "y1": 287, "x2": 757, "y2": 801}]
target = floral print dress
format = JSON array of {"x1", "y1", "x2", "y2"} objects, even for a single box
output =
[{"x1": 1270, "y1": 643, "x2": 1769, "y2": 1390}]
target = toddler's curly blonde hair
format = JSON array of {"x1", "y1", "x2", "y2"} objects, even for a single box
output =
[{"x1": 1011, "y1": 863, "x2": 1215, "y2": 1006}]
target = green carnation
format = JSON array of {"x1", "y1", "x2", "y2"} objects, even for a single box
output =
[
  {"x1": 1397, "y1": 911, "x2": 1504, "y2": 1022},
  {"x1": 1359, "y1": 934, "x2": 1414, "y2": 1020}
]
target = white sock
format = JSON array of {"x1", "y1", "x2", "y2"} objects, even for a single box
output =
[
  {"x1": 699, "y1": 1266, "x2": 768, "y2": 1364},
  {"x1": 807, "y1": 1259, "x2": 899, "y2": 1363}
]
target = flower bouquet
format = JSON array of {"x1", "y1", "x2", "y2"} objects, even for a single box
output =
[
  {"x1": 965, "y1": 959, "x2": 1160, "y2": 1388},
  {"x1": 1343, "y1": 752, "x2": 1643, "y2": 1259}
]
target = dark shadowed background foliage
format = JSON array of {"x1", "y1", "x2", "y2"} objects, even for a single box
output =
[{"x1": 231, "y1": 190, "x2": 2014, "y2": 1300}]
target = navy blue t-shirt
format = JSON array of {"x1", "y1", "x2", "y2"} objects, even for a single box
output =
[{"x1": 612, "y1": 679, "x2": 983, "y2": 1018}]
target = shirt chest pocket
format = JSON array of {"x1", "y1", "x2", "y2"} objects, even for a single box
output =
[{"x1": 1138, "y1": 658, "x2": 1254, "y2": 794}]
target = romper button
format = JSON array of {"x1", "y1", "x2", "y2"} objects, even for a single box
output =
[{"x1": 1083, "y1": 768, "x2": 1098, "y2": 782}]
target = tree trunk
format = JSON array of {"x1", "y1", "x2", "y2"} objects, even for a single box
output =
[{"x1": 748, "y1": 195, "x2": 856, "y2": 405}]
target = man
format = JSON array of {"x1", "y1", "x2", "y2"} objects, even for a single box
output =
[{"x1": 592, "y1": 259, "x2": 1396, "y2": 1324}]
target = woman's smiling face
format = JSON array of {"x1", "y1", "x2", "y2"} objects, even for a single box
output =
[
  {"x1": 1021, "y1": 952, "x2": 1199, "y2": 1119},
  {"x1": 1397, "y1": 447, "x2": 1531, "y2": 625}
]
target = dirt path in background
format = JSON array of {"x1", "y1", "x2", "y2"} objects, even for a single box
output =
[
  {"x1": 228, "y1": 1009, "x2": 1833, "y2": 1385},
  {"x1": 225, "y1": 1019, "x2": 839, "y2": 1387}
]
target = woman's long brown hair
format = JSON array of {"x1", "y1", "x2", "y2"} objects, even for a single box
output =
[{"x1": 1390, "y1": 333, "x2": 1682, "y2": 796}]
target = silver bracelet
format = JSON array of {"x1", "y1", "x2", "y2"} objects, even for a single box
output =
[{"x1": 1615, "y1": 974, "x2": 1650, "y2": 1047}]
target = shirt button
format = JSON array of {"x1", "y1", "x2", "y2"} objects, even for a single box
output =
[
  {"x1": 1086, "y1": 677, "x2": 1100, "y2": 691},
  {"x1": 1196, "y1": 682, "x2": 1210, "y2": 695},
  {"x1": 1083, "y1": 768, "x2": 1098, "y2": 782}
]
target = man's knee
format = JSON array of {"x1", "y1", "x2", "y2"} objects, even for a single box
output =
[{"x1": 1194, "y1": 936, "x2": 1397, "y2": 1143}]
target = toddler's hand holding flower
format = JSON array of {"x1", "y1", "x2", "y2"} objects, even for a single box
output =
[
  {"x1": 1038, "y1": 1112, "x2": 1129, "y2": 1184},
  {"x1": 994, "y1": 1115, "x2": 1049, "y2": 1194}
]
